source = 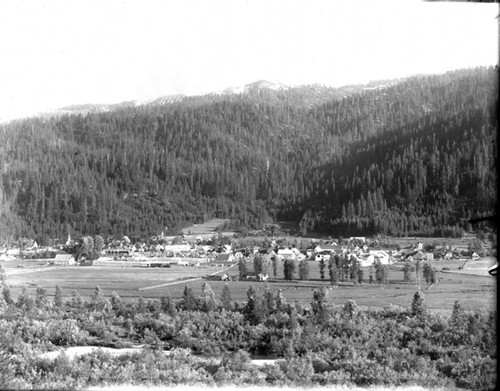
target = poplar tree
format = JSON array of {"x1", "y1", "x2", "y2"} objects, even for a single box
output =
[
  {"x1": 298, "y1": 259, "x2": 309, "y2": 280},
  {"x1": 254, "y1": 255, "x2": 263, "y2": 276},
  {"x1": 272, "y1": 256, "x2": 278, "y2": 278},
  {"x1": 283, "y1": 259, "x2": 295, "y2": 281},
  {"x1": 328, "y1": 259, "x2": 338, "y2": 286},
  {"x1": 403, "y1": 263, "x2": 413, "y2": 283},
  {"x1": 319, "y1": 258, "x2": 326, "y2": 279},
  {"x1": 238, "y1": 258, "x2": 247, "y2": 279}
]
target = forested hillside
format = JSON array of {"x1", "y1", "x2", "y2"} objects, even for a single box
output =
[{"x1": 0, "y1": 67, "x2": 496, "y2": 243}]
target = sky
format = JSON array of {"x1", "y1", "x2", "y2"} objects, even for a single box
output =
[{"x1": 0, "y1": 0, "x2": 498, "y2": 120}]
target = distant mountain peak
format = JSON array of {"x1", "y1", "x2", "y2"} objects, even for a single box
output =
[
  {"x1": 245, "y1": 80, "x2": 288, "y2": 90},
  {"x1": 220, "y1": 80, "x2": 289, "y2": 95}
]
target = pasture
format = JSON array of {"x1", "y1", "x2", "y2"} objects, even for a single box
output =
[{"x1": 2, "y1": 256, "x2": 495, "y2": 315}]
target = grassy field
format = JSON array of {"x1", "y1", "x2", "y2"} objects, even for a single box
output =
[
  {"x1": 180, "y1": 218, "x2": 235, "y2": 239},
  {"x1": 384, "y1": 234, "x2": 491, "y2": 251},
  {"x1": 3, "y1": 260, "x2": 234, "y2": 298},
  {"x1": 3, "y1": 255, "x2": 495, "y2": 315}
]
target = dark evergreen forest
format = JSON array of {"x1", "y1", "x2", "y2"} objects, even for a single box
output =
[{"x1": 0, "y1": 67, "x2": 496, "y2": 243}]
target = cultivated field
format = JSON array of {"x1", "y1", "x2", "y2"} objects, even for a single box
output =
[{"x1": 3, "y1": 255, "x2": 495, "y2": 315}]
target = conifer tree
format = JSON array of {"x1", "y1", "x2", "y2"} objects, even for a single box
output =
[
  {"x1": 17, "y1": 285, "x2": 34, "y2": 311},
  {"x1": 137, "y1": 296, "x2": 146, "y2": 313},
  {"x1": 450, "y1": 300, "x2": 465, "y2": 329},
  {"x1": 110, "y1": 291, "x2": 123, "y2": 312},
  {"x1": 276, "y1": 289, "x2": 287, "y2": 312},
  {"x1": 287, "y1": 303, "x2": 298, "y2": 331},
  {"x1": 161, "y1": 295, "x2": 177, "y2": 315},
  {"x1": 0, "y1": 265, "x2": 6, "y2": 286},
  {"x1": 201, "y1": 282, "x2": 216, "y2": 312},
  {"x1": 35, "y1": 286, "x2": 47, "y2": 308},
  {"x1": 93, "y1": 285, "x2": 105, "y2": 310},
  {"x1": 411, "y1": 290, "x2": 426, "y2": 317},
  {"x1": 422, "y1": 263, "x2": 432, "y2": 284},
  {"x1": 2, "y1": 285, "x2": 12, "y2": 306},
  {"x1": 221, "y1": 283, "x2": 232, "y2": 311},
  {"x1": 311, "y1": 287, "x2": 329, "y2": 325},
  {"x1": 264, "y1": 287, "x2": 276, "y2": 314},
  {"x1": 343, "y1": 299, "x2": 358, "y2": 317},
  {"x1": 54, "y1": 285, "x2": 63, "y2": 308},
  {"x1": 181, "y1": 285, "x2": 197, "y2": 311},
  {"x1": 245, "y1": 285, "x2": 261, "y2": 324},
  {"x1": 70, "y1": 290, "x2": 83, "y2": 309}
]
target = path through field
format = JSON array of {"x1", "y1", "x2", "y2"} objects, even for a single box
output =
[{"x1": 139, "y1": 263, "x2": 236, "y2": 291}]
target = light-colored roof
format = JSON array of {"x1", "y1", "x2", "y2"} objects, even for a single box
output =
[{"x1": 54, "y1": 253, "x2": 73, "y2": 261}]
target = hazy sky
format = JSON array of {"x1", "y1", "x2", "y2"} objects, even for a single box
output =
[{"x1": 0, "y1": 0, "x2": 497, "y2": 120}]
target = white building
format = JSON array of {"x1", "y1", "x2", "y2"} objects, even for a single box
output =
[
  {"x1": 277, "y1": 248, "x2": 302, "y2": 260},
  {"x1": 53, "y1": 253, "x2": 76, "y2": 266},
  {"x1": 369, "y1": 250, "x2": 391, "y2": 264},
  {"x1": 163, "y1": 244, "x2": 192, "y2": 253}
]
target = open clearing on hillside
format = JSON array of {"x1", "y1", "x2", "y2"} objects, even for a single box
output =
[
  {"x1": 3, "y1": 256, "x2": 495, "y2": 315},
  {"x1": 180, "y1": 218, "x2": 235, "y2": 239}
]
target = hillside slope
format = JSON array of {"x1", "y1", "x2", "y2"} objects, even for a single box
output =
[{"x1": 0, "y1": 67, "x2": 496, "y2": 242}]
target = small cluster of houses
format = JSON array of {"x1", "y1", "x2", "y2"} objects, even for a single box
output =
[{"x1": 0, "y1": 233, "x2": 482, "y2": 268}]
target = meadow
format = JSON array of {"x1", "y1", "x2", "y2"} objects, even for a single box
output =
[
  {"x1": 3, "y1": 255, "x2": 495, "y2": 315},
  {"x1": 180, "y1": 218, "x2": 234, "y2": 239}
]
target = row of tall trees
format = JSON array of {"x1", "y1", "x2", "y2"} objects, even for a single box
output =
[{"x1": 0, "y1": 67, "x2": 496, "y2": 242}]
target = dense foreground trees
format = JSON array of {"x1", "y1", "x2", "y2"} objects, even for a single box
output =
[{"x1": 0, "y1": 282, "x2": 496, "y2": 390}]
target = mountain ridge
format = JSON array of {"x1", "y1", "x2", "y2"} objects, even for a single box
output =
[
  {"x1": 0, "y1": 67, "x2": 496, "y2": 242},
  {"x1": 4, "y1": 77, "x2": 411, "y2": 122}
]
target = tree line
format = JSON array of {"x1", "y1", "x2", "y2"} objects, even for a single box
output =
[{"x1": 0, "y1": 67, "x2": 496, "y2": 243}]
